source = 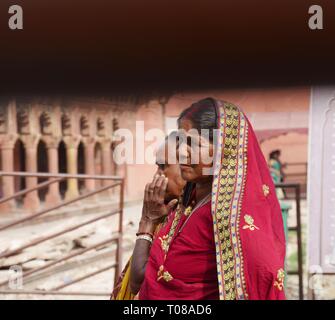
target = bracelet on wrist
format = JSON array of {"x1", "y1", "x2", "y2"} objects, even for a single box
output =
[
  {"x1": 136, "y1": 234, "x2": 153, "y2": 244},
  {"x1": 136, "y1": 231, "x2": 154, "y2": 237}
]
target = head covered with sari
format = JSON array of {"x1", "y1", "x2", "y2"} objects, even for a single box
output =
[{"x1": 205, "y1": 98, "x2": 286, "y2": 299}]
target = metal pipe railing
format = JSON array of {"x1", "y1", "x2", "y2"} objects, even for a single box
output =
[
  {"x1": 0, "y1": 290, "x2": 111, "y2": 296},
  {"x1": 0, "y1": 181, "x2": 121, "y2": 231},
  {"x1": 0, "y1": 178, "x2": 64, "y2": 205},
  {"x1": 275, "y1": 182, "x2": 304, "y2": 300},
  {"x1": 0, "y1": 171, "x2": 122, "y2": 180},
  {"x1": 0, "y1": 171, "x2": 125, "y2": 296},
  {"x1": 114, "y1": 179, "x2": 125, "y2": 284},
  {"x1": 0, "y1": 209, "x2": 121, "y2": 259},
  {"x1": 0, "y1": 236, "x2": 119, "y2": 288},
  {"x1": 52, "y1": 263, "x2": 117, "y2": 291}
]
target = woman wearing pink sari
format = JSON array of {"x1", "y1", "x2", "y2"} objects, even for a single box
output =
[{"x1": 130, "y1": 98, "x2": 286, "y2": 300}]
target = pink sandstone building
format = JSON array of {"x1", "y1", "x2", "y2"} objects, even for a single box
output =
[{"x1": 0, "y1": 87, "x2": 310, "y2": 213}]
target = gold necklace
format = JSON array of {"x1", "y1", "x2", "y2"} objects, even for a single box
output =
[
  {"x1": 159, "y1": 193, "x2": 211, "y2": 256},
  {"x1": 156, "y1": 193, "x2": 211, "y2": 283},
  {"x1": 159, "y1": 203, "x2": 188, "y2": 258}
]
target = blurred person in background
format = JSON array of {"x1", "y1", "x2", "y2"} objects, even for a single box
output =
[{"x1": 269, "y1": 149, "x2": 286, "y2": 199}]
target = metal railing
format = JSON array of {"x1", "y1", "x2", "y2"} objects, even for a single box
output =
[
  {"x1": 0, "y1": 173, "x2": 304, "y2": 299},
  {"x1": 282, "y1": 162, "x2": 307, "y2": 199},
  {"x1": 275, "y1": 182, "x2": 304, "y2": 300},
  {"x1": 0, "y1": 171, "x2": 124, "y2": 297}
]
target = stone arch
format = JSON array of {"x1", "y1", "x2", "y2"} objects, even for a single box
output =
[
  {"x1": 94, "y1": 142, "x2": 103, "y2": 187},
  {"x1": 13, "y1": 138, "x2": 26, "y2": 204},
  {"x1": 110, "y1": 141, "x2": 118, "y2": 176},
  {"x1": 77, "y1": 140, "x2": 85, "y2": 192},
  {"x1": 58, "y1": 140, "x2": 67, "y2": 198},
  {"x1": 37, "y1": 139, "x2": 48, "y2": 201}
]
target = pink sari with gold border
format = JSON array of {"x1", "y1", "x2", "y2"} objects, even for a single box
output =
[
  {"x1": 139, "y1": 99, "x2": 286, "y2": 300},
  {"x1": 211, "y1": 100, "x2": 286, "y2": 299}
]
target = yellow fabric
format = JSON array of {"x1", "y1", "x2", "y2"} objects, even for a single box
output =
[
  {"x1": 112, "y1": 257, "x2": 135, "y2": 300},
  {"x1": 111, "y1": 219, "x2": 168, "y2": 300}
]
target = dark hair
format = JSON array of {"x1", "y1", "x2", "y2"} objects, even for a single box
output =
[
  {"x1": 177, "y1": 97, "x2": 218, "y2": 142},
  {"x1": 269, "y1": 150, "x2": 281, "y2": 159}
]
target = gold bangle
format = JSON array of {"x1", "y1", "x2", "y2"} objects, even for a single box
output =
[{"x1": 136, "y1": 234, "x2": 153, "y2": 244}]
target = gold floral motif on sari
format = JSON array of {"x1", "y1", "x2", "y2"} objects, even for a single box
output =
[
  {"x1": 184, "y1": 206, "x2": 192, "y2": 216},
  {"x1": 157, "y1": 204, "x2": 192, "y2": 277},
  {"x1": 157, "y1": 265, "x2": 173, "y2": 282},
  {"x1": 242, "y1": 215, "x2": 259, "y2": 231},
  {"x1": 159, "y1": 235, "x2": 169, "y2": 254},
  {"x1": 159, "y1": 205, "x2": 191, "y2": 254},
  {"x1": 274, "y1": 268, "x2": 285, "y2": 291},
  {"x1": 263, "y1": 184, "x2": 270, "y2": 197}
]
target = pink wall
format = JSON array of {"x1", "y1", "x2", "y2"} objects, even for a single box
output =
[
  {"x1": 165, "y1": 87, "x2": 310, "y2": 117},
  {"x1": 125, "y1": 101, "x2": 165, "y2": 200}
]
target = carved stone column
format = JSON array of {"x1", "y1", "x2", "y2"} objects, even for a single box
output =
[
  {"x1": 83, "y1": 137, "x2": 96, "y2": 192},
  {"x1": 0, "y1": 134, "x2": 17, "y2": 212},
  {"x1": 101, "y1": 139, "x2": 113, "y2": 197},
  {"x1": 44, "y1": 136, "x2": 61, "y2": 206},
  {"x1": 113, "y1": 138, "x2": 127, "y2": 197},
  {"x1": 21, "y1": 134, "x2": 40, "y2": 212},
  {"x1": 64, "y1": 136, "x2": 80, "y2": 200}
]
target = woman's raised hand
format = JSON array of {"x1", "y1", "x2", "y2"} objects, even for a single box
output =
[{"x1": 141, "y1": 174, "x2": 178, "y2": 226}]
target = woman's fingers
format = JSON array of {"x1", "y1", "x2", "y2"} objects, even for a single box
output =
[
  {"x1": 145, "y1": 173, "x2": 167, "y2": 206},
  {"x1": 157, "y1": 177, "x2": 168, "y2": 203},
  {"x1": 153, "y1": 175, "x2": 166, "y2": 202},
  {"x1": 144, "y1": 183, "x2": 152, "y2": 202},
  {"x1": 148, "y1": 174, "x2": 160, "y2": 200}
]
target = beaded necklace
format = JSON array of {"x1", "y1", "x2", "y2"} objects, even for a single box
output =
[
  {"x1": 156, "y1": 193, "x2": 211, "y2": 282},
  {"x1": 159, "y1": 193, "x2": 211, "y2": 258}
]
